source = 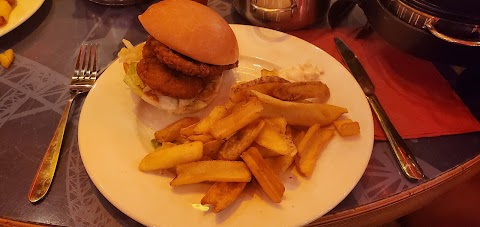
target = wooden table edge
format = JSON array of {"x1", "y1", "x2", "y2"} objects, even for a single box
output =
[
  {"x1": 308, "y1": 154, "x2": 480, "y2": 226},
  {"x1": 0, "y1": 218, "x2": 50, "y2": 227},
  {"x1": 2, "y1": 155, "x2": 479, "y2": 227}
]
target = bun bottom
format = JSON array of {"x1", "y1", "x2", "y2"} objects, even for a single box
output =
[{"x1": 140, "y1": 75, "x2": 222, "y2": 114}]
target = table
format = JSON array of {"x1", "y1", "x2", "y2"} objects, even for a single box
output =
[{"x1": 0, "y1": 0, "x2": 479, "y2": 226}]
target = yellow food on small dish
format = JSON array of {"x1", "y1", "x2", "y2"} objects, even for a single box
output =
[
  {"x1": 0, "y1": 0, "x2": 15, "y2": 27},
  {"x1": 0, "y1": 48, "x2": 14, "y2": 68}
]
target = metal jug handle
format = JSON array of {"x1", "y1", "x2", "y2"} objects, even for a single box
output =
[
  {"x1": 425, "y1": 17, "x2": 480, "y2": 47},
  {"x1": 251, "y1": 0, "x2": 297, "y2": 16}
]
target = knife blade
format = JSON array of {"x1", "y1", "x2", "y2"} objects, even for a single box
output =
[{"x1": 334, "y1": 37, "x2": 425, "y2": 180}]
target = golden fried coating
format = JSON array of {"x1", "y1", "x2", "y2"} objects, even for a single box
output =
[
  {"x1": 137, "y1": 56, "x2": 205, "y2": 99},
  {"x1": 146, "y1": 36, "x2": 238, "y2": 78}
]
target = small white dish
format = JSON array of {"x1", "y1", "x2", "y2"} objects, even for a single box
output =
[{"x1": 0, "y1": 0, "x2": 45, "y2": 38}]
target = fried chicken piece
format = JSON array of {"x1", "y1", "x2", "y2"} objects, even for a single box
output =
[
  {"x1": 137, "y1": 56, "x2": 205, "y2": 99},
  {"x1": 146, "y1": 36, "x2": 238, "y2": 78}
]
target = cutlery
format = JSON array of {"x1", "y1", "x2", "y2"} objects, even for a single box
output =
[
  {"x1": 334, "y1": 37, "x2": 425, "y2": 180},
  {"x1": 28, "y1": 44, "x2": 100, "y2": 203}
]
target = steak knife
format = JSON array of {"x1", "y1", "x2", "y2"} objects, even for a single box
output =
[{"x1": 334, "y1": 37, "x2": 424, "y2": 180}]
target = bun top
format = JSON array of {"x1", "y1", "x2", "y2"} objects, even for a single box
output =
[{"x1": 138, "y1": 0, "x2": 239, "y2": 65}]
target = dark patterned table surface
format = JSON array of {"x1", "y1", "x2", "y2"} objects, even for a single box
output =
[{"x1": 0, "y1": 0, "x2": 479, "y2": 226}]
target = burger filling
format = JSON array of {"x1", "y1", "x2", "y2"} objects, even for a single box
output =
[
  {"x1": 136, "y1": 36, "x2": 238, "y2": 99},
  {"x1": 146, "y1": 37, "x2": 238, "y2": 78}
]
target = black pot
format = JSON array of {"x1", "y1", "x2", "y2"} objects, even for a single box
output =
[{"x1": 329, "y1": 0, "x2": 480, "y2": 67}]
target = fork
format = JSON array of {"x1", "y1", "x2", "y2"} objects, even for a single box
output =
[{"x1": 28, "y1": 44, "x2": 100, "y2": 203}]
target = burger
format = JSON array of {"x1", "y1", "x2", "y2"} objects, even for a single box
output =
[{"x1": 119, "y1": 0, "x2": 239, "y2": 114}]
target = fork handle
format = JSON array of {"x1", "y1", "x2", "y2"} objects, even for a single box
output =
[{"x1": 28, "y1": 94, "x2": 75, "y2": 203}]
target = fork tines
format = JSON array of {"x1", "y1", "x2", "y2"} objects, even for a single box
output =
[{"x1": 74, "y1": 43, "x2": 99, "y2": 81}]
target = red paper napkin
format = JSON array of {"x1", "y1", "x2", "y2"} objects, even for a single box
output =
[{"x1": 288, "y1": 28, "x2": 480, "y2": 140}]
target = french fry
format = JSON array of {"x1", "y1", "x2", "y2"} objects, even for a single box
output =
[
  {"x1": 292, "y1": 130, "x2": 306, "y2": 148},
  {"x1": 296, "y1": 127, "x2": 335, "y2": 177},
  {"x1": 252, "y1": 143, "x2": 281, "y2": 158},
  {"x1": 180, "y1": 123, "x2": 198, "y2": 137},
  {"x1": 265, "y1": 117, "x2": 287, "y2": 134},
  {"x1": 154, "y1": 117, "x2": 200, "y2": 142},
  {"x1": 230, "y1": 76, "x2": 288, "y2": 94},
  {"x1": 230, "y1": 82, "x2": 281, "y2": 102},
  {"x1": 229, "y1": 76, "x2": 289, "y2": 103},
  {"x1": 170, "y1": 161, "x2": 251, "y2": 186},
  {"x1": 296, "y1": 124, "x2": 320, "y2": 153},
  {"x1": 223, "y1": 100, "x2": 237, "y2": 111},
  {"x1": 255, "y1": 122, "x2": 294, "y2": 176},
  {"x1": 199, "y1": 155, "x2": 214, "y2": 161},
  {"x1": 217, "y1": 120, "x2": 265, "y2": 161},
  {"x1": 254, "y1": 121, "x2": 297, "y2": 156},
  {"x1": 188, "y1": 133, "x2": 215, "y2": 143},
  {"x1": 230, "y1": 82, "x2": 284, "y2": 103},
  {"x1": 265, "y1": 154, "x2": 296, "y2": 176},
  {"x1": 224, "y1": 99, "x2": 247, "y2": 115},
  {"x1": 139, "y1": 141, "x2": 203, "y2": 171},
  {"x1": 203, "y1": 139, "x2": 224, "y2": 157},
  {"x1": 201, "y1": 182, "x2": 247, "y2": 213},
  {"x1": 210, "y1": 98, "x2": 264, "y2": 140},
  {"x1": 194, "y1": 106, "x2": 228, "y2": 134},
  {"x1": 271, "y1": 81, "x2": 330, "y2": 102},
  {"x1": 293, "y1": 124, "x2": 320, "y2": 175},
  {"x1": 173, "y1": 136, "x2": 191, "y2": 144},
  {"x1": 241, "y1": 147, "x2": 285, "y2": 203},
  {"x1": 156, "y1": 142, "x2": 176, "y2": 151},
  {"x1": 261, "y1": 68, "x2": 279, "y2": 77},
  {"x1": 252, "y1": 90, "x2": 347, "y2": 127},
  {"x1": 334, "y1": 119, "x2": 360, "y2": 136}
]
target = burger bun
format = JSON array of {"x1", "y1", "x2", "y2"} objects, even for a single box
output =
[{"x1": 138, "y1": 0, "x2": 239, "y2": 66}]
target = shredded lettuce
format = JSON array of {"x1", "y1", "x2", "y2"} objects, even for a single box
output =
[
  {"x1": 123, "y1": 63, "x2": 144, "y2": 96},
  {"x1": 118, "y1": 39, "x2": 144, "y2": 64},
  {"x1": 119, "y1": 39, "x2": 146, "y2": 96}
]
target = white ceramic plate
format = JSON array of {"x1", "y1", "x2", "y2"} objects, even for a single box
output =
[
  {"x1": 79, "y1": 24, "x2": 374, "y2": 227},
  {"x1": 0, "y1": 0, "x2": 45, "y2": 37}
]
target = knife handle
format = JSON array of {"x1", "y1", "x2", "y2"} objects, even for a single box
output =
[{"x1": 366, "y1": 95, "x2": 425, "y2": 180}]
